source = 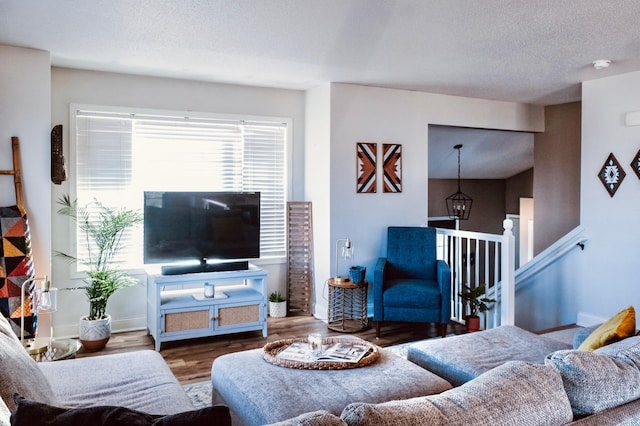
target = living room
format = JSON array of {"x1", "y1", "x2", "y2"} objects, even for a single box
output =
[
  {"x1": 3, "y1": 71, "x2": 638, "y2": 335},
  {"x1": 1, "y1": 0, "x2": 639, "y2": 355},
  {"x1": 5, "y1": 3, "x2": 640, "y2": 425}
]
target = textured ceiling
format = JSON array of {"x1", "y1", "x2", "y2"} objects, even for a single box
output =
[
  {"x1": 1, "y1": 1, "x2": 636, "y2": 178},
  {"x1": 1, "y1": 0, "x2": 639, "y2": 105}
]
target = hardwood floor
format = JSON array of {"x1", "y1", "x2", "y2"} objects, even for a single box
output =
[{"x1": 76, "y1": 315, "x2": 466, "y2": 384}]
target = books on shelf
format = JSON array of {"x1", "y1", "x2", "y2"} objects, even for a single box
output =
[{"x1": 276, "y1": 341, "x2": 372, "y2": 363}]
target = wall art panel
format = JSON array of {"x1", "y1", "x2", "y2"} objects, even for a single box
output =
[
  {"x1": 382, "y1": 143, "x2": 402, "y2": 193},
  {"x1": 356, "y1": 142, "x2": 377, "y2": 193}
]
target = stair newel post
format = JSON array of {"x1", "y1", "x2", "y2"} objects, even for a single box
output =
[{"x1": 500, "y1": 219, "x2": 516, "y2": 326}]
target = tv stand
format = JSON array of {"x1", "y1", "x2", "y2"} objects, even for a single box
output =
[
  {"x1": 161, "y1": 260, "x2": 249, "y2": 276},
  {"x1": 146, "y1": 266, "x2": 268, "y2": 351}
]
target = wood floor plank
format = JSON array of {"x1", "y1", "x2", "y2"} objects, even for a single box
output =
[{"x1": 76, "y1": 316, "x2": 466, "y2": 384}]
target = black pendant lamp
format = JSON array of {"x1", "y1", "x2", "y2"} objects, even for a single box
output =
[{"x1": 446, "y1": 144, "x2": 473, "y2": 220}]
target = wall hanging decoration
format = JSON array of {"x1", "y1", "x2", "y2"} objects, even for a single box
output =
[
  {"x1": 598, "y1": 152, "x2": 626, "y2": 197},
  {"x1": 356, "y1": 142, "x2": 377, "y2": 193},
  {"x1": 382, "y1": 143, "x2": 402, "y2": 193},
  {"x1": 631, "y1": 148, "x2": 640, "y2": 181},
  {"x1": 51, "y1": 124, "x2": 67, "y2": 185}
]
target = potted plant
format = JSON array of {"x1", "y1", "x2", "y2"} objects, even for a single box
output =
[
  {"x1": 268, "y1": 291, "x2": 287, "y2": 318},
  {"x1": 56, "y1": 195, "x2": 143, "y2": 351},
  {"x1": 458, "y1": 283, "x2": 496, "y2": 332}
]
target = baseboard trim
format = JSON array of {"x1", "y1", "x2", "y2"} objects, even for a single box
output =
[
  {"x1": 577, "y1": 311, "x2": 607, "y2": 327},
  {"x1": 54, "y1": 317, "x2": 147, "y2": 339}
]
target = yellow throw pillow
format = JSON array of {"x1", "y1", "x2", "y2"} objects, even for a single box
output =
[{"x1": 578, "y1": 306, "x2": 636, "y2": 351}]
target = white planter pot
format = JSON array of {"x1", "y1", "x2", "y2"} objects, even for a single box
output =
[
  {"x1": 79, "y1": 314, "x2": 111, "y2": 351},
  {"x1": 269, "y1": 301, "x2": 287, "y2": 318}
]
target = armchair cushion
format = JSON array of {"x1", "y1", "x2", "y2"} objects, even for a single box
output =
[{"x1": 382, "y1": 279, "x2": 441, "y2": 310}]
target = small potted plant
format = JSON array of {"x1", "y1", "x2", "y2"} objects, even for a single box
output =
[
  {"x1": 268, "y1": 291, "x2": 287, "y2": 318},
  {"x1": 56, "y1": 195, "x2": 143, "y2": 350},
  {"x1": 458, "y1": 283, "x2": 496, "y2": 332}
]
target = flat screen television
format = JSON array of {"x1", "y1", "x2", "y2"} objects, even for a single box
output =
[{"x1": 143, "y1": 191, "x2": 260, "y2": 275}]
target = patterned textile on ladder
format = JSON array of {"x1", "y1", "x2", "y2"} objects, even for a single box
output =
[{"x1": 0, "y1": 205, "x2": 36, "y2": 338}]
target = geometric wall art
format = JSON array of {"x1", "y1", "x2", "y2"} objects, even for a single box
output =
[
  {"x1": 356, "y1": 142, "x2": 377, "y2": 193},
  {"x1": 630, "y1": 148, "x2": 640, "y2": 181},
  {"x1": 382, "y1": 143, "x2": 402, "y2": 193},
  {"x1": 598, "y1": 152, "x2": 626, "y2": 197}
]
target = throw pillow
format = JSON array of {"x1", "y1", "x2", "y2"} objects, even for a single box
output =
[
  {"x1": 10, "y1": 395, "x2": 231, "y2": 426},
  {"x1": 341, "y1": 361, "x2": 573, "y2": 426},
  {"x1": 577, "y1": 306, "x2": 635, "y2": 351},
  {"x1": 0, "y1": 314, "x2": 57, "y2": 411},
  {"x1": 545, "y1": 348, "x2": 640, "y2": 416},
  {"x1": 572, "y1": 325, "x2": 599, "y2": 349}
]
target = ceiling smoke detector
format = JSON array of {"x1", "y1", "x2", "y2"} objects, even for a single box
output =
[{"x1": 592, "y1": 59, "x2": 611, "y2": 70}]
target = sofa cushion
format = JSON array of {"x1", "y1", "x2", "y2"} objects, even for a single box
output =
[
  {"x1": 0, "y1": 313, "x2": 57, "y2": 411},
  {"x1": 266, "y1": 410, "x2": 348, "y2": 426},
  {"x1": 594, "y1": 335, "x2": 640, "y2": 358},
  {"x1": 340, "y1": 361, "x2": 573, "y2": 426},
  {"x1": 0, "y1": 396, "x2": 10, "y2": 426},
  {"x1": 577, "y1": 306, "x2": 635, "y2": 351},
  {"x1": 38, "y1": 350, "x2": 194, "y2": 415},
  {"x1": 407, "y1": 325, "x2": 572, "y2": 386},
  {"x1": 9, "y1": 395, "x2": 231, "y2": 426},
  {"x1": 545, "y1": 344, "x2": 640, "y2": 416}
]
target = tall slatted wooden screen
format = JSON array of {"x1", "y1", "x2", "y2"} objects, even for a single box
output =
[{"x1": 286, "y1": 202, "x2": 314, "y2": 315}]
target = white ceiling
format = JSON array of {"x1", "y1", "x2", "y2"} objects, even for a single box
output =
[
  {"x1": 428, "y1": 126, "x2": 534, "y2": 179},
  {"x1": 1, "y1": 0, "x2": 637, "y2": 178}
]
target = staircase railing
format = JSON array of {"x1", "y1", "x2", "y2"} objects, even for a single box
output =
[
  {"x1": 436, "y1": 220, "x2": 515, "y2": 330},
  {"x1": 437, "y1": 222, "x2": 587, "y2": 330},
  {"x1": 514, "y1": 225, "x2": 587, "y2": 287}
]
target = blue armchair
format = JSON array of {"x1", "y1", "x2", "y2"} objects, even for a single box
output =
[{"x1": 374, "y1": 226, "x2": 451, "y2": 338}]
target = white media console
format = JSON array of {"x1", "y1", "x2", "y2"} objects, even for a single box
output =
[{"x1": 146, "y1": 265, "x2": 268, "y2": 351}]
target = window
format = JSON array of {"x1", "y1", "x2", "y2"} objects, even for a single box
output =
[{"x1": 72, "y1": 105, "x2": 289, "y2": 269}]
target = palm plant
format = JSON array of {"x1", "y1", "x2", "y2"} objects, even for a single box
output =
[{"x1": 56, "y1": 194, "x2": 143, "y2": 320}]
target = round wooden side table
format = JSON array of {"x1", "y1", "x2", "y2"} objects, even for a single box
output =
[{"x1": 327, "y1": 278, "x2": 368, "y2": 332}]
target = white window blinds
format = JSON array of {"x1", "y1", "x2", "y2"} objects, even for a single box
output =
[{"x1": 74, "y1": 107, "x2": 288, "y2": 269}]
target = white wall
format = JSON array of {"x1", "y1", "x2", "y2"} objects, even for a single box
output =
[
  {"x1": 304, "y1": 85, "x2": 332, "y2": 310},
  {"x1": 310, "y1": 83, "x2": 545, "y2": 318},
  {"x1": 576, "y1": 71, "x2": 640, "y2": 322},
  {"x1": 51, "y1": 67, "x2": 305, "y2": 336},
  {"x1": 0, "y1": 45, "x2": 51, "y2": 281}
]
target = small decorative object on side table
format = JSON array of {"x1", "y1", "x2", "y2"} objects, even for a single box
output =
[
  {"x1": 29, "y1": 339, "x2": 81, "y2": 362},
  {"x1": 327, "y1": 278, "x2": 368, "y2": 332}
]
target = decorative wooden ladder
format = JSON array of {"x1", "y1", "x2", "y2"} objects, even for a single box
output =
[
  {"x1": 286, "y1": 202, "x2": 314, "y2": 315},
  {"x1": 0, "y1": 137, "x2": 26, "y2": 213}
]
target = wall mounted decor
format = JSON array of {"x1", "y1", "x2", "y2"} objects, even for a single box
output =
[
  {"x1": 382, "y1": 143, "x2": 402, "y2": 193},
  {"x1": 631, "y1": 148, "x2": 640, "y2": 180},
  {"x1": 598, "y1": 152, "x2": 626, "y2": 197},
  {"x1": 356, "y1": 142, "x2": 377, "y2": 193},
  {"x1": 51, "y1": 124, "x2": 67, "y2": 184}
]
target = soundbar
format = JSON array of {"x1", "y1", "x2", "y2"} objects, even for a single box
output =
[{"x1": 161, "y1": 260, "x2": 249, "y2": 276}]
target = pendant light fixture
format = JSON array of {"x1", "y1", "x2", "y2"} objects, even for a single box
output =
[{"x1": 446, "y1": 144, "x2": 473, "y2": 220}]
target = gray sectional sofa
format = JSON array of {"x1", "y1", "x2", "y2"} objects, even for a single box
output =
[
  {"x1": 0, "y1": 314, "x2": 230, "y2": 426},
  {"x1": 212, "y1": 325, "x2": 640, "y2": 425}
]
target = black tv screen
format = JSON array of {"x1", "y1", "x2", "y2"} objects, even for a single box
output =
[{"x1": 143, "y1": 191, "x2": 260, "y2": 271}]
